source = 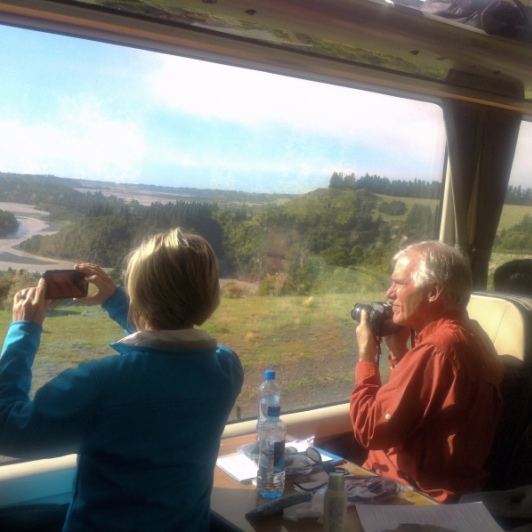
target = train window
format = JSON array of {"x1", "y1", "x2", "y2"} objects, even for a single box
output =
[
  {"x1": 0, "y1": 23, "x2": 445, "y2": 463},
  {"x1": 490, "y1": 120, "x2": 532, "y2": 287}
]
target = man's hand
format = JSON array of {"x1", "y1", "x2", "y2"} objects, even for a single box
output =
[
  {"x1": 382, "y1": 326, "x2": 411, "y2": 363},
  {"x1": 74, "y1": 263, "x2": 117, "y2": 306},
  {"x1": 12, "y1": 279, "x2": 50, "y2": 325},
  {"x1": 356, "y1": 309, "x2": 380, "y2": 363}
]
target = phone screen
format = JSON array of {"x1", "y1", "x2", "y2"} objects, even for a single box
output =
[{"x1": 43, "y1": 270, "x2": 88, "y2": 300}]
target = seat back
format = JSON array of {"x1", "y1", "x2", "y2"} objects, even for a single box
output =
[
  {"x1": 467, "y1": 291, "x2": 532, "y2": 490},
  {"x1": 467, "y1": 291, "x2": 532, "y2": 366}
]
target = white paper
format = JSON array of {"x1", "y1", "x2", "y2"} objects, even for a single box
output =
[
  {"x1": 216, "y1": 453, "x2": 258, "y2": 483},
  {"x1": 355, "y1": 501, "x2": 504, "y2": 532}
]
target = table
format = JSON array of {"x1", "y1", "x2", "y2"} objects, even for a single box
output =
[{"x1": 211, "y1": 434, "x2": 436, "y2": 532}]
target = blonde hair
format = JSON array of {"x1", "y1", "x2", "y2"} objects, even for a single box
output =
[{"x1": 124, "y1": 228, "x2": 220, "y2": 330}]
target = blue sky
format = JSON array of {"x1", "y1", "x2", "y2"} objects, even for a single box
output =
[{"x1": 0, "y1": 24, "x2": 529, "y2": 194}]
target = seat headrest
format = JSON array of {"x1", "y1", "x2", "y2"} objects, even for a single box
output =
[{"x1": 467, "y1": 291, "x2": 532, "y2": 364}]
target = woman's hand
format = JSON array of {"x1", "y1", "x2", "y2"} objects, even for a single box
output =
[
  {"x1": 74, "y1": 263, "x2": 117, "y2": 306},
  {"x1": 356, "y1": 309, "x2": 380, "y2": 363},
  {"x1": 12, "y1": 278, "x2": 50, "y2": 325}
]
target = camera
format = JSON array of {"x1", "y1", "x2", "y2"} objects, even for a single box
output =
[{"x1": 351, "y1": 301, "x2": 401, "y2": 337}]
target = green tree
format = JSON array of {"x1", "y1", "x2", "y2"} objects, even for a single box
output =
[
  {"x1": 0, "y1": 209, "x2": 19, "y2": 237},
  {"x1": 403, "y1": 204, "x2": 433, "y2": 239}
]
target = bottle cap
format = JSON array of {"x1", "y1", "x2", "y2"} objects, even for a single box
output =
[
  {"x1": 266, "y1": 405, "x2": 281, "y2": 417},
  {"x1": 327, "y1": 472, "x2": 345, "y2": 490},
  {"x1": 265, "y1": 369, "x2": 276, "y2": 380}
]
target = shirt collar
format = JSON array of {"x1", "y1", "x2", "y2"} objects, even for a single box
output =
[
  {"x1": 416, "y1": 309, "x2": 465, "y2": 342},
  {"x1": 114, "y1": 328, "x2": 217, "y2": 350}
]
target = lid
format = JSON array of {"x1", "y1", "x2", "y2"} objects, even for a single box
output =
[
  {"x1": 266, "y1": 405, "x2": 281, "y2": 417},
  {"x1": 264, "y1": 369, "x2": 276, "y2": 380},
  {"x1": 327, "y1": 472, "x2": 346, "y2": 490}
]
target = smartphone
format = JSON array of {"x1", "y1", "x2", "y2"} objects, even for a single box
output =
[{"x1": 43, "y1": 270, "x2": 88, "y2": 300}]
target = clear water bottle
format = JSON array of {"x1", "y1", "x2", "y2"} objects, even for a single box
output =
[
  {"x1": 257, "y1": 404, "x2": 286, "y2": 499},
  {"x1": 257, "y1": 369, "x2": 281, "y2": 434}
]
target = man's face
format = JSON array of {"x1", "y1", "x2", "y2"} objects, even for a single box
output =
[{"x1": 386, "y1": 256, "x2": 431, "y2": 331}]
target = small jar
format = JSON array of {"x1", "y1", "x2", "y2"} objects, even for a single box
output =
[{"x1": 323, "y1": 472, "x2": 347, "y2": 532}]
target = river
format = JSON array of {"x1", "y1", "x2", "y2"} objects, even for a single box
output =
[
  {"x1": 0, "y1": 202, "x2": 259, "y2": 292},
  {"x1": 0, "y1": 202, "x2": 76, "y2": 273}
]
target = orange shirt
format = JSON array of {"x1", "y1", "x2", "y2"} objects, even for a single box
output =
[{"x1": 350, "y1": 311, "x2": 505, "y2": 502}]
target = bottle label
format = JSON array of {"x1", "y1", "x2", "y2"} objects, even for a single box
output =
[
  {"x1": 272, "y1": 440, "x2": 285, "y2": 471},
  {"x1": 257, "y1": 438, "x2": 285, "y2": 497},
  {"x1": 258, "y1": 440, "x2": 285, "y2": 473}
]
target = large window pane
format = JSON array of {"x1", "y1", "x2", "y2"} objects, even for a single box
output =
[{"x1": 0, "y1": 24, "x2": 445, "y2": 463}]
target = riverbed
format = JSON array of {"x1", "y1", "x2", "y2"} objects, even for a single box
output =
[
  {"x1": 0, "y1": 202, "x2": 259, "y2": 293},
  {"x1": 0, "y1": 202, "x2": 76, "y2": 273}
]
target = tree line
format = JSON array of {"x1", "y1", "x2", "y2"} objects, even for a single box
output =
[
  {"x1": 506, "y1": 186, "x2": 532, "y2": 206},
  {"x1": 329, "y1": 172, "x2": 532, "y2": 207},
  {"x1": 0, "y1": 172, "x2": 133, "y2": 221},
  {"x1": 329, "y1": 172, "x2": 441, "y2": 199}
]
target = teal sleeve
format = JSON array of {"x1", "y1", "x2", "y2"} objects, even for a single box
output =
[
  {"x1": 102, "y1": 286, "x2": 134, "y2": 334},
  {"x1": 0, "y1": 321, "x2": 41, "y2": 402},
  {"x1": 0, "y1": 321, "x2": 99, "y2": 458}
]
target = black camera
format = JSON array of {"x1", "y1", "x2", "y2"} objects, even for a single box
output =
[{"x1": 351, "y1": 301, "x2": 401, "y2": 337}]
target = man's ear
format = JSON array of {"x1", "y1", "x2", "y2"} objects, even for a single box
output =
[{"x1": 428, "y1": 282, "x2": 444, "y2": 302}]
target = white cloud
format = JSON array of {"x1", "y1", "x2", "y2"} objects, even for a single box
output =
[
  {"x1": 149, "y1": 55, "x2": 446, "y2": 162},
  {"x1": 0, "y1": 96, "x2": 145, "y2": 182},
  {"x1": 0, "y1": 42, "x2": 449, "y2": 192}
]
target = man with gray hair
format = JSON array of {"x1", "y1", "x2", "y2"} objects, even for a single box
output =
[{"x1": 351, "y1": 241, "x2": 505, "y2": 502}]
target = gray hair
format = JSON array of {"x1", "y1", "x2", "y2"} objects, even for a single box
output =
[{"x1": 392, "y1": 241, "x2": 472, "y2": 310}]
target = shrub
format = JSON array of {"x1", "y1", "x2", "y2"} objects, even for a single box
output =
[{"x1": 222, "y1": 281, "x2": 248, "y2": 299}]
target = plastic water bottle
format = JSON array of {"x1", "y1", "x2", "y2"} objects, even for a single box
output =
[
  {"x1": 257, "y1": 369, "x2": 281, "y2": 434},
  {"x1": 257, "y1": 405, "x2": 286, "y2": 498},
  {"x1": 323, "y1": 472, "x2": 347, "y2": 532}
]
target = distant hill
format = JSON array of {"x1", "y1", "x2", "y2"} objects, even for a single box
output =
[
  {"x1": 0, "y1": 172, "x2": 298, "y2": 209},
  {"x1": 73, "y1": 178, "x2": 298, "y2": 205}
]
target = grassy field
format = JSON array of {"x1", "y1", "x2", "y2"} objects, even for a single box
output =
[
  {"x1": 2, "y1": 237, "x2": 532, "y2": 426},
  {"x1": 498, "y1": 204, "x2": 532, "y2": 232},
  {"x1": 0, "y1": 274, "x2": 389, "y2": 424},
  {"x1": 374, "y1": 195, "x2": 532, "y2": 233},
  {"x1": 375, "y1": 195, "x2": 439, "y2": 224}
]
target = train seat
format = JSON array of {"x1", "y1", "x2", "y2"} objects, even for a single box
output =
[
  {"x1": 467, "y1": 291, "x2": 532, "y2": 491},
  {"x1": 467, "y1": 291, "x2": 532, "y2": 366}
]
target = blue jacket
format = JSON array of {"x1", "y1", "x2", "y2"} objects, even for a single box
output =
[{"x1": 0, "y1": 288, "x2": 243, "y2": 531}]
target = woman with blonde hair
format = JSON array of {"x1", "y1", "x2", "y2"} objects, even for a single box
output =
[{"x1": 0, "y1": 228, "x2": 243, "y2": 531}]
